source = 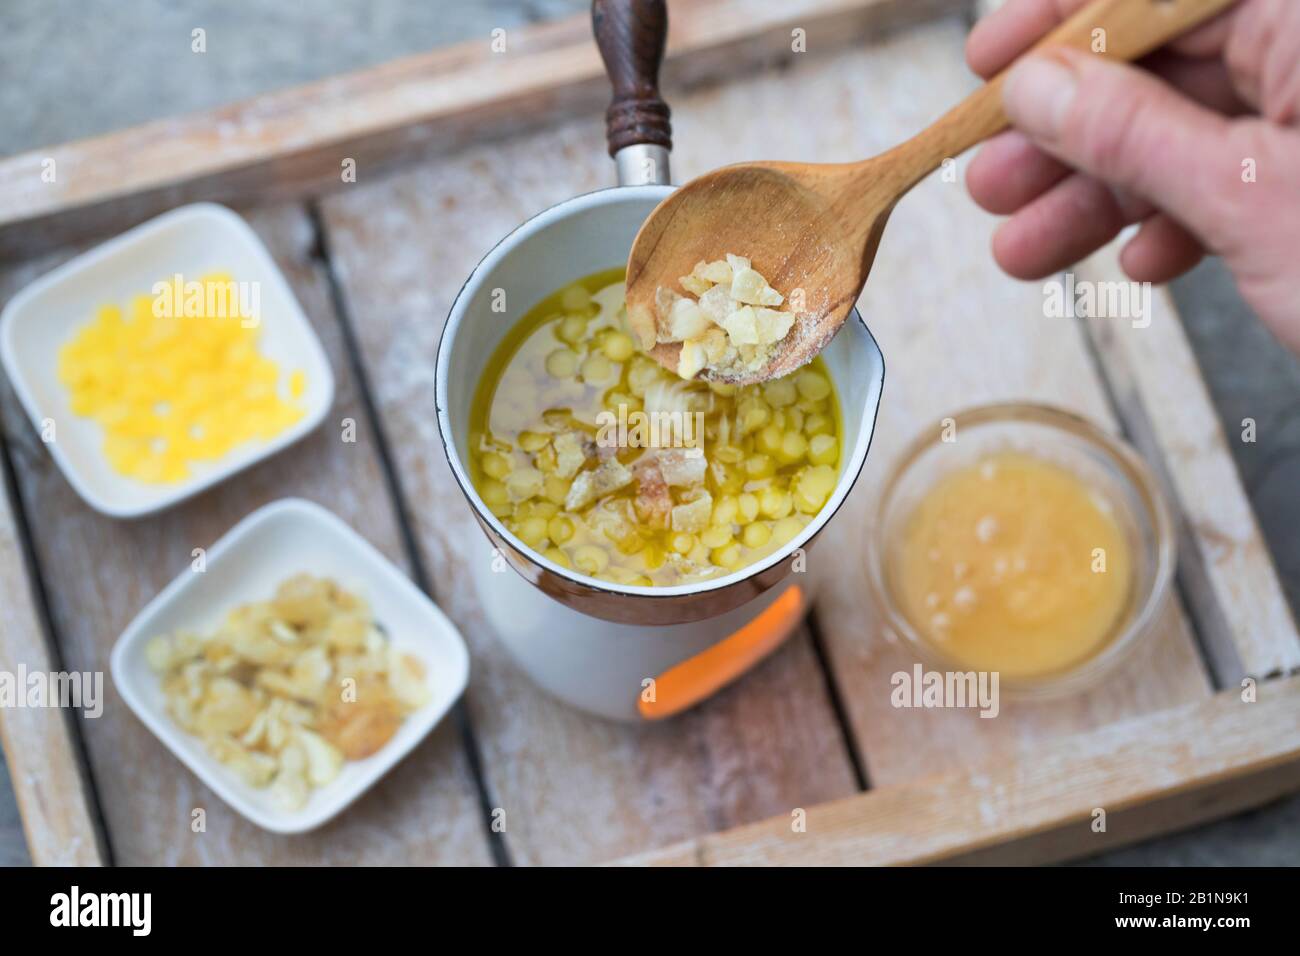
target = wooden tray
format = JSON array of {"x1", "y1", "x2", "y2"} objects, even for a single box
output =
[{"x1": 1, "y1": 0, "x2": 1297, "y2": 866}]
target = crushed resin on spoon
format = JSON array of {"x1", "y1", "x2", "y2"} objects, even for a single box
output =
[
  {"x1": 894, "y1": 451, "x2": 1134, "y2": 679},
  {"x1": 58, "y1": 272, "x2": 306, "y2": 483},
  {"x1": 644, "y1": 253, "x2": 796, "y2": 381}
]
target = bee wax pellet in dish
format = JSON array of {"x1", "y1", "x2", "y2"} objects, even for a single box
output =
[
  {"x1": 468, "y1": 267, "x2": 842, "y2": 587},
  {"x1": 893, "y1": 451, "x2": 1134, "y2": 679},
  {"x1": 146, "y1": 574, "x2": 431, "y2": 811},
  {"x1": 57, "y1": 272, "x2": 307, "y2": 483}
]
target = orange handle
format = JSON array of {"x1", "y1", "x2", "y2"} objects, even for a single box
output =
[{"x1": 638, "y1": 585, "x2": 806, "y2": 720}]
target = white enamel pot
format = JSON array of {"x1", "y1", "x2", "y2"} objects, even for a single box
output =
[{"x1": 431, "y1": 1, "x2": 884, "y2": 719}]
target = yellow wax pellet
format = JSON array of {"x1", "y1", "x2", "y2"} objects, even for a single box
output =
[
  {"x1": 467, "y1": 268, "x2": 844, "y2": 586},
  {"x1": 58, "y1": 273, "x2": 307, "y2": 484}
]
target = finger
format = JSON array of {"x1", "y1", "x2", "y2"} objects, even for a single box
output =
[
  {"x1": 967, "y1": 130, "x2": 1070, "y2": 213},
  {"x1": 967, "y1": 0, "x2": 1241, "y2": 79},
  {"x1": 1120, "y1": 213, "x2": 1206, "y2": 283},
  {"x1": 969, "y1": 133, "x2": 1174, "y2": 223},
  {"x1": 1146, "y1": 50, "x2": 1253, "y2": 115},
  {"x1": 1168, "y1": 10, "x2": 1237, "y2": 58},
  {"x1": 990, "y1": 173, "x2": 1132, "y2": 279},
  {"x1": 1001, "y1": 49, "x2": 1237, "y2": 244},
  {"x1": 968, "y1": 0, "x2": 1078, "y2": 79},
  {"x1": 1224, "y1": 0, "x2": 1300, "y2": 123},
  {"x1": 1108, "y1": 185, "x2": 1155, "y2": 223},
  {"x1": 969, "y1": 55, "x2": 1245, "y2": 220}
]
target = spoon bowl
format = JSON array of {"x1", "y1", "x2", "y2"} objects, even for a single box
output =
[{"x1": 626, "y1": 160, "x2": 893, "y2": 385}]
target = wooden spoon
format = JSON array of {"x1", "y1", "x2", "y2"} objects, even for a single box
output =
[{"x1": 611, "y1": 0, "x2": 1237, "y2": 385}]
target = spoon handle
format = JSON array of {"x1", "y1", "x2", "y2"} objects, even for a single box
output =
[
  {"x1": 593, "y1": 0, "x2": 672, "y2": 157},
  {"x1": 892, "y1": 0, "x2": 1238, "y2": 188}
]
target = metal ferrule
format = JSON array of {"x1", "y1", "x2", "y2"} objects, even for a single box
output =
[{"x1": 614, "y1": 143, "x2": 672, "y2": 186}]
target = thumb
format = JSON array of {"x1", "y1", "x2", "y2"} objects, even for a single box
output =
[{"x1": 1001, "y1": 48, "x2": 1234, "y2": 246}]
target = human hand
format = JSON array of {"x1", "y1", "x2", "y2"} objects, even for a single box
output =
[{"x1": 965, "y1": 0, "x2": 1300, "y2": 354}]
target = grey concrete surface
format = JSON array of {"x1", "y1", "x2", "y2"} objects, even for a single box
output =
[
  {"x1": 0, "y1": 0, "x2": 588, "y2": 156},
  {"x1": 0, "y1": 758, "x2": 28, "y2": 866},
  {"x1": 1, "y1": 0, "x2": 1296, "y2": 867},
  {"x1": 1170, "y1": 260, "x2": 1300, "y2": 616}
]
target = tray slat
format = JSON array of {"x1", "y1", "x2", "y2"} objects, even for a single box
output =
[
  {"x1": 1078, "y1": 248, "x2": 1300, "y2": 683},
  {"x1": 617, "y1": 674, "x2": 1300, "y2": 866},
  {"x1": 0, "y1": 466, "x2": 103, "y2": 865},
  {"x1": 0, "y1": 205, "x2": 493, "y2": 865}
]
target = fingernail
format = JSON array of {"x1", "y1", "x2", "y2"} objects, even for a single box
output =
[{"x1": 1003, "y1": 57, "x2": 1078, "y2": 141}]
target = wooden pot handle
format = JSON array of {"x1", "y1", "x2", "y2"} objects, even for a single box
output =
[{"x1": 592, "y1": 0, "x2": 672, "y2": 157}]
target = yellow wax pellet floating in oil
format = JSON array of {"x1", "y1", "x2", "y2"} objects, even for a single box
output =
[
  {"x1": 58, "y1": 273, "x2": 306, "y2": 484},
  {"x1": 468, "y1": 268, "x2": 843, "y2": 587},
  {"x1": 895, "y1": 451, "x2": 1133, "y2": 680}
]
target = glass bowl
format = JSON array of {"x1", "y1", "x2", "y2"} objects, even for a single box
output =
[{"x1": 866, "y1": 403, "x2": 1176, "y2": 699}]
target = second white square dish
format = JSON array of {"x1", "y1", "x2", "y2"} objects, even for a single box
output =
[{"x1": 110, "y1": 497, "x2": 471, "y2": 834}]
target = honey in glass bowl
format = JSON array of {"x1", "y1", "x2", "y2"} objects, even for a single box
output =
[
  {"x1": 468, "y1": 268, "x2": 843, "y2": 587},
  {"x1": 894, "y1": 451, "x2": 1133, "y2": 680},
  {"x1": 870, "y1": 404, "x2": 1175, "y2": 696}
]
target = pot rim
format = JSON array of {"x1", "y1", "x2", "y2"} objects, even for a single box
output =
[{"x1": 434, "y1": 184, "x2": 884, "y2": 600}]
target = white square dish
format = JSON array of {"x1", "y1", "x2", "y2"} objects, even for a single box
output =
[
  {"x1": 109, "y1": 497, "x2": 471, "y2": 834},
  {"x1": 0, "y1": 202, "x2": 334, "y2": 518}
]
